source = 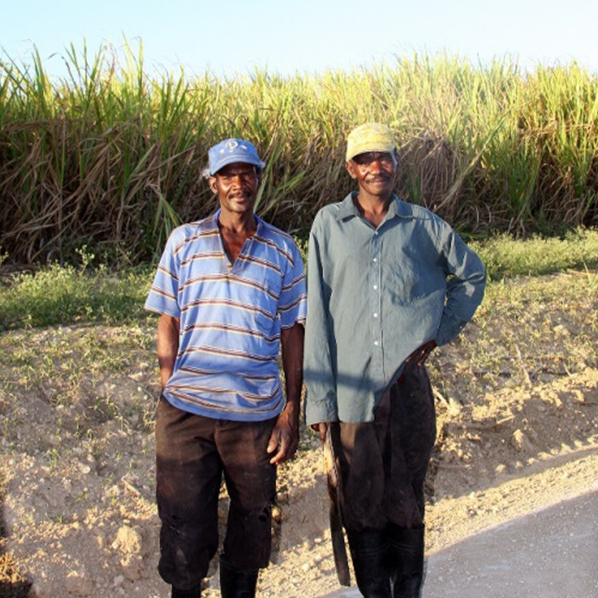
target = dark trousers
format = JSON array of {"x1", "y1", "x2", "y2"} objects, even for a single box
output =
[
  {"x1": 155, "y1": 396, "x2": 277, "y2": 591},
  {"x1": 332, "y1": 362, "x2": 436, "y2": 532}
]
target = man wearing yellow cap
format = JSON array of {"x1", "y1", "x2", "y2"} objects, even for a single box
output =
[{"x1": 304, "y1": 123, "x2": 486, "y2": 597}]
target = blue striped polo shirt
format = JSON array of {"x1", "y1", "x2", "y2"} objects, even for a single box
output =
[{"x1": 145, "y1": 210, "x2": 307, "y2": 421}]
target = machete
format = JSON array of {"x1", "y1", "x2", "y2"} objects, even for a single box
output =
[{"x1": 322, "y1": 425, "x2": 351, "y2": 587}]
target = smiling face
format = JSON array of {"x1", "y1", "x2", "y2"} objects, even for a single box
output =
[
  {"x1": 346, "y1": 151, "x2": 397, "y2": 200},
  {"x1": 209, "y1": 162, "x2": 261, "y2": 216}
]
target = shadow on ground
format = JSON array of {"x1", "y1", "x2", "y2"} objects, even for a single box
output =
[
  {"x1": 0, "y1": 499, "x2": 32, "y2": 597},
  {"x1": 322, "y1": 490, "x2": 598, "y2": 598},
  {"x1": 0, "y1": 580, "x2": 32, "y2": 598}
]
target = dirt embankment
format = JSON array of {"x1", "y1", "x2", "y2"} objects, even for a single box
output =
[{"x1": 0, "y1": 270, "x2": 597, "y2": 597}]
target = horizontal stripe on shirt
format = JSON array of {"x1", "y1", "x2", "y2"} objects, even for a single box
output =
[
  {"x1": 178, "y1": 364, "x2": 277, "y2": 382},
  {"x1": 145, "y1": 209, "x2": 306, "y2": 421},
  {"x1": 181, "y1": 322, "x2": 280, "y2": 343},
  {"x1": 180, "y1": 272, "x2": 281, "y2": 302},
  {"x1": 166, "y1": 387, "x2": 284, "y2": 415}
]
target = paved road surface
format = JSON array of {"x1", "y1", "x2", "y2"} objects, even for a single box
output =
[{"x1": 322, "y1": 490, "x2": 598, "y2": 598}]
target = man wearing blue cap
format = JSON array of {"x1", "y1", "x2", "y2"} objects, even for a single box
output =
[{"x1": 146, "y1": 139, "x2": 306, "y2": 598}]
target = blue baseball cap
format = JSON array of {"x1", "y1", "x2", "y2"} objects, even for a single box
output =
[{"x1": 206, "y1": 138, "x2": 265, "y2": 176}]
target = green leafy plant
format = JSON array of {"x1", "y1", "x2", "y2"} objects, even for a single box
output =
[{"x1": 1, "y1": 45, "x2": 598, "y2": 266}]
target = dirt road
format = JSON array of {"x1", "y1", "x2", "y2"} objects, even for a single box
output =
[{"x1": 324, "y1": 454, "x2": 598, "y2": 598}]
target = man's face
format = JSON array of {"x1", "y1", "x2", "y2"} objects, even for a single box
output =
[
  {"x1": 346, "y1": 151, "x2": 397, "y2": 198},
  {"x1": 209, "y1": 162, "x2": 261, "y2": 215}
]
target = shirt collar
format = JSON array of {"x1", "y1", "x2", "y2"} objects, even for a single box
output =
[
  {"x1": 335, "y1": 193, "x2": 415, "y2": 222},
  {"x1": 212, "y1": 208, "x2": 264, "y2": 234}
]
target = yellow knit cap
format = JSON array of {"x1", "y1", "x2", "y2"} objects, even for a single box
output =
[{"x1": 346, "y1": 123, "x2": 396, "y2": 161}]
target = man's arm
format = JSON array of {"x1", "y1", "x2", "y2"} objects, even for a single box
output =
[
  {"x1": 157, "y1": 314, "x2": 180, "y2": 389},
  {"x1": 405, "y1": 224, "x2": 485, "y2": 369},
  {"x1": 267, "y1": 322, "x2": 304, "y2": 465},
  {"x1": 435, "y1": 225, "x2": 486, "y2": 347},
  {"x1": 303, "y1": 216, "x2": 339, "y2": 427}
]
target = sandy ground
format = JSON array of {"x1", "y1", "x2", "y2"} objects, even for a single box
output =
[
  {"x1": 1, "y1": 271, "x2": 597, "y2": 597},
  {"x1": 423, "y1": 488, "x2": 598, "y2": 598},
  {"x1": 3, "y1": 362, "x2": 597, "y2": 598},
  {"x1": 325, "y1": 485, "x2": 598, "y2": 598}
]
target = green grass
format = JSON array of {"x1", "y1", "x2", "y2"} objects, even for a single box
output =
[
  {"x1": 1, "y1": 231, "x2": 597, "y2": 332},
  {"x1": 0, "y1": 248, "x2": 152, "y2": 331},
  {"x1": 471, "y1": 228, "x2": 598, "y2": 279}
]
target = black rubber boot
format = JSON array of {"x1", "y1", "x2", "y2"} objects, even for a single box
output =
[
  {"x1": 219, "y1": 554, "x2": 259, "y2": 598},
  {"x1": 171, "y1": 584, "x2": 202, "y2": 598},
  {"x1": 347, "y1": 529, "x2": 392, "y2": 598},
  {"x1": 387, "y1": 525, "x2": 425, "y2": 598}
]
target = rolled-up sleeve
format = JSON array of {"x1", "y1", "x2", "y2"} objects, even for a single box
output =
[{"x1": 304, "y1": 215, "x2": 339, "y2": 425}]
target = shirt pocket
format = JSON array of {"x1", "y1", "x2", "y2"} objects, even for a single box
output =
[
  {"x1": 385, "y1": 257, "x2": 445, "y2": 304},
  {"x1": 258, "y1": 265, "x2": 284, "y2": 306}
]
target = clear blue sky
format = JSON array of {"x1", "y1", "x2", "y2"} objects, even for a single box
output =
[{"x1": 2, "y1": 0, "x2": 598, "y2": 79}]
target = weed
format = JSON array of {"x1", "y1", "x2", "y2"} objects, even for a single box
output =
[{"x1": 45, "y1": 448, "x2": 60, "y2": 471}]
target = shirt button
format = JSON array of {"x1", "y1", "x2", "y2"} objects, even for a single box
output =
[
  {"x1": 374, "y1": 340, "x2": 379, "y2": 346},
  {"x1": 373, "y1": 257, "x2": 378, "y2": 263},
  {"x1": 373, "y1": 284, "x2": 378, "y2": 290},
  {"x1": 373, "y1": 312, "x2": 378, "y2": 318}
]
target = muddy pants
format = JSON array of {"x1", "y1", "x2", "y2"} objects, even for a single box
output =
[
  {"x1": 331, "y1": 363, "x2": 437, "y2": 532},
  {"x1": 155, "y1": 395, "x2": 277, "y2": 591}
]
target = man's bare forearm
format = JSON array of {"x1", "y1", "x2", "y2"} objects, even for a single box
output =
[
  {"x1": 281, "y1": 322, "x2": 305, "y2": 416},
  {"x1": 157, "y1": 314, "x2": 180, "y2": 389},
  {"x1": 267, "y1": 322, "x2": 305, "y2": 464}
]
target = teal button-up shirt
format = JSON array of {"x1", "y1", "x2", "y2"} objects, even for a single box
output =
[{"x1": 304, "y1": 193, "x2": 486, "y2": 424}]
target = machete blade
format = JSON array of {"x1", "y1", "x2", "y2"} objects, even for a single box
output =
[{"x1": 323, "y1": 426, "x2": 351, "y2": 587}]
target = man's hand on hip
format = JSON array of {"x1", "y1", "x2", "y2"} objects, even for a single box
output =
[
  {"x1": 405, "y1": 339, "x2": 438, "y2": 367},
  {"x1": 267, "y1": 403, "x2": 299, "y2": 465}
]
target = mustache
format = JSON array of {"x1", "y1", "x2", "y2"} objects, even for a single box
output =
[{"x1": 228, "y1": 190, "x2": 253, "y2": 199}]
